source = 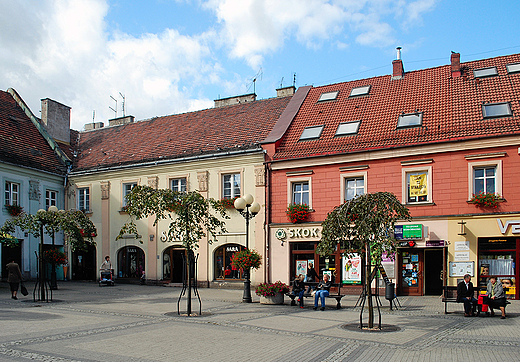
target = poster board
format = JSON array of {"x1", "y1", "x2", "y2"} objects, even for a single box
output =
[
  {"x1": 296, "y1": 260, "x2": 307, "y2": 277},
  {"x1": 342, "y1": 254, "x2": 362, "y2": 284},
  {"x1": 449, "y1": 261, "x2": 474, "y2": 277}
]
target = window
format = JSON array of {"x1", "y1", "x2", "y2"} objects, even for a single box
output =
[
  {"x1": 349, "y1": 85, "x2": 371, "y2": 97},
  {"x1": 318, "y1": 91, "x2": 339, "y2": 102},
  {"x1": 214, "y1": 244, "x2": 245, "y2": 280},
  {"x1": 170, "y1": 178, "x2": 187, "y2": 192},
  {"x1": 222, "y1": 174, "x2": 240, "y2": 199},
  {"x1": 335, "y1": 121, "x2": 360, "y2": 136},
  {"x1": 402, "y1": 167, "x2": 432, "y2": 204},
  {"x1": 45, "y1": 190, "x2": 58, "y2": 209},
  {"x1": 299, "y1": 125, "x2": 324, "y2": 141},
  {"x1": 482, "y1": 102, "x2": 512, "y2": 118},
  {"x1": 292, "y1": 181, "x2": 309, "y2": 205},
  {"x1": 474, "y1": 67, "x2": 498, "y2": 78},
  {"x1": 397, "y1": 113, "x2": 423, "y2": 128},
  {"x1": 77, "y1": 187, "x2": 90, "y2": 212},
  {"x1": 506, "y1": 63, "x2": 520, "y2": 74},
  {"x1": 474, "y1": 166, "x2": 496, "y2": 194},
  {"x1": 122, "y1": 182, "x2": 137, "y2": 207},
  {"x1": 345, "y1": 177, "x2": 365, "y2": 201},
  {"x1": 5, "y1": 181, "x2": 20, "y2": 206}
]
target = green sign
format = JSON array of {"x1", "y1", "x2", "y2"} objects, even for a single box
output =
[{"x1": 403, "y1": 224, "x2": 422, "y2": 239}]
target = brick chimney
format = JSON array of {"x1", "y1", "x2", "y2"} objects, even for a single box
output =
[
  {"x1": 392, "y1": 47, "x2": 404, "y2": 80},
  {"x1": 276, "y1": 86, "x2": 295, "y2": 97},
  {"x1": 214, "y1": 93, "x2": 256, "y2": 108},
  {"x1": 451, "y1": 52, "x2": 461, "y2": 78},
  {"x1": 40, "y1": 98, "x2": 71, "y2": 144}
]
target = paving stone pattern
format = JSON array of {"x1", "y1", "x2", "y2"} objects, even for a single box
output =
[{"x1": 0, "y1": 282, "x2": 518, "y2": 361}]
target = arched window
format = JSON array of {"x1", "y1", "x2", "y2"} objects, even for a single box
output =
[
  {"x1": 117, "y1": 246, "x2": 145, "y2": 279},
  {"x1": 214, "y1": 244, "x2": 244, "y2": 280}
]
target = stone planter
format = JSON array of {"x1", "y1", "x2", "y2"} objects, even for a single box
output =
[{"x1": 259, "y1": 292, "x2": 284, "y2": 305}]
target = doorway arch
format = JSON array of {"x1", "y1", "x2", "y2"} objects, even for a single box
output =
[
  {"x1": 117, "y1": 246, "x2": 145, "y2": 279},
  {"x1": 72, "y1": 243, "x2": 96, "y2": 281},
  {"x1": 214, "y1": 244, "x2": 245, "y2": 280}
]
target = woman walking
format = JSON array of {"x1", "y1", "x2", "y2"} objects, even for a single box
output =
[{"x1": 6, "y1": 260, "x2": 23, "y2": 300}]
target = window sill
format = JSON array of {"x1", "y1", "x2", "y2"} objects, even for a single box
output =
[{"x1": 406, "y1": 201, "x2": 435, "y2": 206}]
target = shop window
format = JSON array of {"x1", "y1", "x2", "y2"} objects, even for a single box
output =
[
  {"x1": 214, "y1": 244, "x2": 244, "y2": 280},
  {"x1": 45, "y1": 190, "x2": 58, "y2": 209},
  {"x1": 344, "y1": 176, "x2": 365, "y2": 201},
  {"x1": 222, "y1": 173, "x2": 240, "y2": 199},
  {"x1": 117, "y1": 246, "x2": 145, "y2": 279},
  {"x1": 5, "y1": 181, "x2": 20, "y2": 206},
  {"x1": 478, "y1": 237, "x2": 517, "y2": 298},
  {"x1": 170, "y1": 178, "x2": 187, "y2": 192},
  {"x1": 77, "y1": 187, "x2": 90, "y2": 212},
  {"x1": 402, "y1": 167, "x2": 431, "y2": 204}
]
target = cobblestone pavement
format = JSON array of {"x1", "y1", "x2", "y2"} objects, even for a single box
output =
[{"x1": 0, "y1": 281, "x2": 518, "y2": 361}]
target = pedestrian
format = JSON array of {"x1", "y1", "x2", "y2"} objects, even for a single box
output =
[
  {"x1": 6, "y1": 260, "x2": 23, "y2": 300},
  {"x1": 313, "y1": 274, "x2": 331, "y2": 311}
]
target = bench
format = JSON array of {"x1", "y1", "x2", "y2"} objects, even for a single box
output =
[
  {"x1": 286, "y1": 282, "x2": 345, "y2": 309},
  {"x1": 442, "y1": 285, "x2": 510, "y2": 314}
]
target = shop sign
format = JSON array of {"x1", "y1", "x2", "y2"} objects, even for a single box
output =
[
  {"x1": 454, "y1": 251, "x2": 469, "y2": 261},
  {"x1": 497, "y1": 219, "x2": 520, "y2": 234},
  {"x1": 287, "y1": 228, "x2": 320, "y2": 239},
  {"x1": 394, "y1": 224, "x2": 422, "y2": 240},
  {"x1": 426, "y1": 240, "x2": 444, "y2": 247},
  {"x1": 226, "y1": 246, "x2": 240, "y2": 252},
  {"x1": 454, "y1": 240, "x2": 469, "y2": 251},
  {"x1": 399, "y1": 240, "x2": 416, "y2": 247}
]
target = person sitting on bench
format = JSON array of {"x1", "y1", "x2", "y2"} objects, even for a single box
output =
[
  {"x1": 457, "y1": 274, "x2": 477, "y2": 317},
  {"x1": 313, "y1": 274, "x2": 331, "y2": 311},
  {"x1": 292, "y1": 274, "x2": 306, "y2": 308},
  {"x1": 486, "y1": 276, "x2": 507, "y2": 319}
]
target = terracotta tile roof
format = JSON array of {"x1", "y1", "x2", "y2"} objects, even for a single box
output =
[
  {"x1": 0, "y1": 90, "x2": 68, "y2": 175},
  {"x1": 74, "y1": 96, "x2": 292, "y2": 171},
  {"x1": 272, "y1": 53, "x2": 520, "y2": 160}
]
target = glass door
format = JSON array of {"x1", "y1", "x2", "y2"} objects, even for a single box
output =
[{"x1": 399, "y1": 249, "x2": 423, "y2": 296}]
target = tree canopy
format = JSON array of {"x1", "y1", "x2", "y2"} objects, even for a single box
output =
[
  {"x1": 117, "y1": 185, "x2": 228, "y2": 252},
  {"x1": 317, "y1": 192, "x2": 411, "y2": 261}
]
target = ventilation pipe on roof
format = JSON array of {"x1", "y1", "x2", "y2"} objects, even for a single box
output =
[
  {"x1": 451, "y1": 51, "x2": 461, "y2": 78},
  {"x1": 392, "y1": 47, "x2": 404, "y2": 80}
]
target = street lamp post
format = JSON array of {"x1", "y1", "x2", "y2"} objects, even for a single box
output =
[{"x1": 234, "y1": 194, "x2": 261, "y2": 303}]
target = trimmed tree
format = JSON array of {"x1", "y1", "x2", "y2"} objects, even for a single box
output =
[
  {"x1": 317, "y1": 192, "x2": 411, "y2": 329},
  {"x1": 118, "y1": 185, "x2": 228, "y2": 315}
]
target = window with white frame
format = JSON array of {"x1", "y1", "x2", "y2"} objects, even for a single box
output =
[
  {"x1": 77, "y1": 187, "x2": 90, "y2": 212},
  {"x1": 170, "y1": 178, "x2": 187, "y2": 193},
  {"x1": 292, "y1": 181, "x2": 309, "y2": 205},
  {"x1": 473, "y1": 166, "x2": 496, "y2": 194},
  {"x1": 222, "y1": 174, "x2": 240, "y2": 199},
  {"x1": 402, "y1": 167, "x2": 431, "y2": 204},
  {"x1": 344, "y1": 177, "x2": 365, "y2": 201},
  {"x1": 5, "y1": 181, "x2": 20, "y2": 206},
  {"x1": 122, "y1": 182, "x2": 137, "y2": 207},
  {"x1": 45, "y1": 190, "x2": 58, "y2": 209}
]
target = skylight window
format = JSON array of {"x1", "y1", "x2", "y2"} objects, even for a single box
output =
[
  {"x1": 397, "y1": 113, "x2": 423, "y2": 128},
  {"x1": 349, "y1": 85, "x2": 371, "y2": 97},
  {"x1": 482, "y1": 102, "x2": 512, "y2": 118},
  {"x1": 335, "y1": 121, "x2": 361, "y2": 136},
  {"x1": 318, "y1": 91, "x2": 339, "y2": 102},
  {"x1": 474, "y1": 67, "x2": 498, "y2": 78},
  {"x1": 506, "y1": 63, "x2": 520, "y2": 74},
  {"x1": 299, "y1": 125, "x2": 324, "y2": 140}
]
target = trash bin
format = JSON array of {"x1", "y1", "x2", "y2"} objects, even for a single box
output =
[{"x1": 385, "y1": 283, "x2": 395, "y2": 300}]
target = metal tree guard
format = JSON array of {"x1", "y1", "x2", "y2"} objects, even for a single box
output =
[{"x1": 177, "y1": 252, "x2": 201, "y2": 316}]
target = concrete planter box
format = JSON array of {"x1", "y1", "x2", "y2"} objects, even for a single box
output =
[{"x1": 259, "y1": 292, "x2": 284, "y2": 305}]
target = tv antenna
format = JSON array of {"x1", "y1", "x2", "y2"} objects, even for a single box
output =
[
  {"x1": 92, "y1": 110, "x2": 95, "y2": 124},
  {"x1": 279, "y1": 77, "x2": 284, "y2": 88},
  {"x1": 293, "y1": 73, "x2": 296, "y2": 87},
  {"x1": 109, "y1": 96, "x2": 117, "y2": 118},
  {"x1": 246, "y1": 68, "x2": 263, "y2": 94},
  {"x1": 119, "y1": 92, "x2": 126, "y2": 117}
]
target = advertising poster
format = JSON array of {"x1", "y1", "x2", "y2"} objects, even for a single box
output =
[
  {"x1": 296, "y1": 260, "x2": 307, "y2": 277},
  {"x1": 342, "y1": 254, "x2": 362, "y2": 284},
  {"x1": 409, "y1": 174, "x2": 427, "y2": 197}
]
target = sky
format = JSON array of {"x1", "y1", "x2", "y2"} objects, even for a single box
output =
[{"x1": 1, "y1": 0, "x2": 520, "y2": 131}]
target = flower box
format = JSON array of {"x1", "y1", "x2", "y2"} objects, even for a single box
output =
[
  {"x1": 286, "y1": 203, "x2": 310, "y2": 223},
  {"x1": 469, "y1": 192, "x2": 502, "y2": 208},
  {"x1": 5, "y1": 204, "x2": 23, "y2": 217},
  {"x1": 220, "y1": 197, "x2": 238, "y2": 209}
]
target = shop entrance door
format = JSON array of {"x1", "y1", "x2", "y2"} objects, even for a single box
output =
[
  {"x1": 163, "y1": 247, "x2": 185, "y2": 283},
  {"x1": 424, "y1": 249, "x2": 444, "y2": 295},
  {"x1": 399, "y1": 249, "x2": 423, "y2": 296}
]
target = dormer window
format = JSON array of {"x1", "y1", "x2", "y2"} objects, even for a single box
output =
[
  {"x1": 299, "y1": 125, "x2": 324, "y2": 140},
  {"x1": 335, "y1": 121, "x2": 361, "y2": 136},
  {"x1": 506, "y1": 63, "x2": 520, "y2": 74},
  {"x1": 349, "y1": 85, "x2": 371, "y2": 97},
  {"x1": 474, "y1": 67, "x2": 498, "y2": 78},
  {"x1": 317, "y1": 91, "x2": 339, "y2": 102},
  {"x1": 397, "y1": 113, "x2": 423, "y2": 128},
  {"x1": 482, "y1": 102, "x2": 512, "y2": 118}
]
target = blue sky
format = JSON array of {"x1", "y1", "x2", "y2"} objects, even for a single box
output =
[{"x1": 1, "y1": 0, "x2": 519, "y2": 131}]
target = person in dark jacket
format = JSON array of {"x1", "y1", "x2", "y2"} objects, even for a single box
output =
[
  {"x1": 292, "y1": 274, "x2": 306, "y2": 308},
  {"x1": 486, "y1": 276, "x2": 507, "y2": 319},
  {"x1": 457, "y1": 274, "x2": 477, "y2": 316},
  {"x1": 6, "y1": 260, "x2": 23, "y2": 300},
  {"x1": 313, "y1": 274, "x2": 331, "y2": 311},
  {"x1": 305, "y1": 262, "x2": 319, "y2": 293}
]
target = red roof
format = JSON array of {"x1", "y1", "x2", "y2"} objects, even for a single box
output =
[
  {"x1": 74, "y1": 96, "x2": 292, "y2": 171},
  {"x1": 271, "y1": 53, "x2": 520, "y2": 160},
  {"x1": 0, "y1": 90, "x2": 67, "y2": 175}
]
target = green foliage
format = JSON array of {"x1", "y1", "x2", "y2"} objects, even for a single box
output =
[
  {"x1": 5, "y1": 204, "x2": 23, "y2": 216},
  {"x1": 255, "y1": 281, "x2": 289, "y2": 297},
  {"x1": 43, "y1": 249, "x2": 67, "y2": 265},
  {"x1": 117, "y1": 185, "x2": 229, "y2": 252},
  {"x1": 286, "y1": 203, "x2": 310, "y2": 223},
  {"x1": 317, "y1": 192, "x2": 411, "y2": 262},
  {"x1": 470, "y1": 192, "x2": 501, "y2": 208},
  {"x1": 231, "y1": 249, "x2": 262, "y2": 270},
  {"x1": 0, "y1": 209, "x2": 97, "y2": 251}
]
